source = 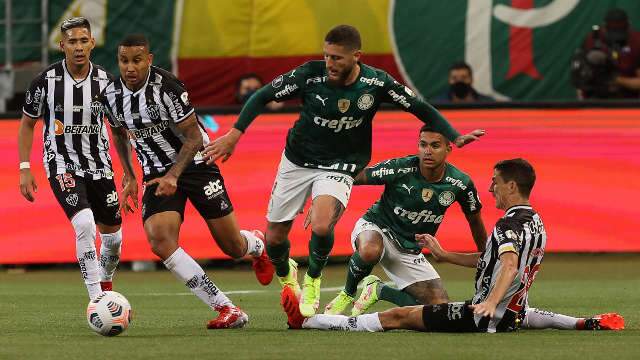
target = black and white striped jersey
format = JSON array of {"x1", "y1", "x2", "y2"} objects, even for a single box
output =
[
  {"x1": 22, "y1": 60, "x2": 115, "y2": 179},
  {"x1": 98, "y1": 66, "x2": 208, "y2": 177},
  {"x1": 472, "y1": 205, "x2": 547, "y2": 332}
]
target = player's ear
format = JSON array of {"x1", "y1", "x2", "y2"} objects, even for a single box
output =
[
  {"x1": 148, "y1": 52, "x2": 154, "y2": 65},
  {"x1": 353, "y1": 49, "x2": 362, "y2": 62}
]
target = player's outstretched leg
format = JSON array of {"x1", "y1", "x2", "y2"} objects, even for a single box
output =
[
  {"x1": 206, "y1": 213, "x2": 274, "y2": 285},
  {"x1": 147, "y1": 212, "x2": 248, "y2": 329},
  {"x1": 72, "y1": 208, "x2": 102, "y2": 300},
  {"x1": 522, "y1": 308, "x2": 624, "y2": 330}
]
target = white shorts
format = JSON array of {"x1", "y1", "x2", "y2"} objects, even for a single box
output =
[
  {"x1": 266, "y1": 153, "x2": 354, "y2": 223},
  {"x1": 350, "y1": 217, "x2": 440, "y2": 290}
]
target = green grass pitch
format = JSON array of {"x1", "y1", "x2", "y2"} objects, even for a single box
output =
[{"x1": 1, "y1": 254, "x2": 638, "y2": 360}]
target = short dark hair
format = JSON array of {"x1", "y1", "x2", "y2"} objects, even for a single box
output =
[
  {"x1": 494, "y1": 158, "x2": 536, "y2": 198},
  {"x1": 419, "y1": 124, "x2": 449, "y2": 144},
  {"x1": 61, "y1": 17, "x2": 91, "y2": 34},
  {"x1": 324, "y1": 25, "x2": 362, "y2": 50},
  {"x1": 449, "y1": 61, "x2": 473, "y2": 77},
  {"x1": 119, "y1": 34, "x2": 150, "y2": 49}
]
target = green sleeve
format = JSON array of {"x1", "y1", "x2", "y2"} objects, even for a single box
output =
[
  {"x1": 381, "y1": 74, "x2": 461, "y2": 142},
  {"x1": 457, "y1": 179, "x2": 483, "y2": 214},
  {"x1": 233, "y1": 64, "x2": 309, "y2": 132}
]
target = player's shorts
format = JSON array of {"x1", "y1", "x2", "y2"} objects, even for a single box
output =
[
  {"x1": 49, "y1": 172, "x2": 121, "y2": 226},
  {"x1": 421, "y1": 301, "x2": 480, "y2": 332},
  {"x1": 267, "y1": 153, "x2": 354, "y2": 223},
  {"x1": 350, "y1": 218, "x2": 440, "y2": 290},
  {"x1": 141, "y1": 163, "x2": 233, "y2": 222}
]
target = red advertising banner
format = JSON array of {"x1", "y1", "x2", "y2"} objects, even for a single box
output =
[{"x1": 1, "y1": 109, "x2": 639, "y2": 264}]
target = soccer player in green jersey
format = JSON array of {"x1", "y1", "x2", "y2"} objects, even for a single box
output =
[
  {"x1": 324, "y1": 124, "x2": 487, "y2": 316},
  {"x1": 204, "y1": 25, "x2": 484, "y2": 317}
]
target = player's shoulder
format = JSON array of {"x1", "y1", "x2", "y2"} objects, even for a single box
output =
[
  {"x1": 444, "y1": 163, "x2": 475, "y2": 186},
  {"x1": 91, "y1": 63, "x2": 116, "y2": 81},
  {"x1": 360, "y1": 63, "x2": 395, "y2": 84},
  {"x1": 33, "y1": 61, "x2": 64, "y2": 81},
  {"x1": 498, "y1": 206, "x2": 535, "y2": 230},
  {"x1": 294, "y1": 60, "x2": 325, "y2": 77},
  {"x1": 151, "y1": 66, "x2": 186, "y2": 88},
  {"x1": 370, "y1": 155, "x2": 418, "y2": 178}
]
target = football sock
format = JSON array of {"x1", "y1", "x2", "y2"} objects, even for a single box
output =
[
  {"x1": 240, "y1": 229, "x2": 265, "y2": 257},
  {"x1": 163, "y1": 247, "x2": 232, "y2": 310},
  {"x1": 71, "y1": 208, "x2": 101, "y2": 299},
  {"x1": 99, "y1": 228, "x2": 122, "y2": 282},
  {"x1": 267, "y1": 238, "x2": 291, "y2": 277},
  {"x1": 378, "y1": 284, "x2": 421, "y2": 306},
  {"x1": 302, "y1": 313, "x2": 383, "y2": 332},
  {"x1": 521, "y1": 308, "x2": 579, "y2": 330},
  {"x1": 344, "y1": 252, "x2": 376, "y2": 296},
  {"x1": 307, "y1": 231, "x2": 334, "y2": 278}
]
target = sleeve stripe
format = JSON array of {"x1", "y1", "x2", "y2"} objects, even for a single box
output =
[
  {"x1": 174, "y1": 108, "x2": 195, "y2": 124},
  {"x1": 22, "y1": 109, "x2": 40, "y2": 118},
  {"x1": 498, "y1": 243, "x2": 517, "y2": 255}
]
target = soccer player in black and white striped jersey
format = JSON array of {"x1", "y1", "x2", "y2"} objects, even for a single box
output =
[
  {"x1": 283, "y1": 158, "x2": 624, "y2": 332},
  {"x1": 18, "y1": 17, "x2": 123, "y2": 300},
  {"x1": 98, "y1": 34, "x2": 274, "y2": 329}
]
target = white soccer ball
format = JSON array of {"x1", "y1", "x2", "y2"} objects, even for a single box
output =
[{"x1": 86, "y1": 291, "x2": 132, "y2": 336}]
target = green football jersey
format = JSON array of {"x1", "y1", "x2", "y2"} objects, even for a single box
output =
[
  {"x1": 234, "y1": 61, "x2": 460, "y2": 175},
  {"x1": 362, "y1": 156, "x2": 481, "y2": 253}
]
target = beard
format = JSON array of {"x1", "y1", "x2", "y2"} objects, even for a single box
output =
[{"x1": 327, "y1": 64, "x2": 353, "y2": 86}]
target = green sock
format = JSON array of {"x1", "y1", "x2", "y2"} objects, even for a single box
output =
[
  {"x1": 344, "y1": 252, "x2": 375, "y2": 297},
  {"x1": 266, "y1": 239, "x2": 291, "y2": 277},
  {"x1": 378, "y1": 284, "x2": 420, "y2": 306},
  {"x1": 307, "y1": 231, "x2": 334, "y2": 278}
]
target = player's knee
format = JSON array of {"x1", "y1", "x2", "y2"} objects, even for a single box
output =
[
  {"x1": 71, "y1": 209, "x2": 95, "y2": 239},
  {"x1": 221, "y1": 234, "x2": 246, "y2": 259},
  {"x1": 310, "y1": 221, "x2": 333, "y2": 237},
  {"x1": 266, "y1": 222, "x2": 291, "y2": 245},
  {"x1": 358, "y1": 243, "x2": 382, "y2": 264}
]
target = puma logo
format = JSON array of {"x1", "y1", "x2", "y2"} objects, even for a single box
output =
[
  {"x1": 401, "y1": 184, "x2": 414, "y2": 194},
  {"x1": 316, "y1": 94, "x2": 328, "y2": 106},
  {"x1": 289, "y1": 69, "x2": 296, "y2": 78}
]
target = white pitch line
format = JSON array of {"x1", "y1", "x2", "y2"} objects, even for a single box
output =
[{"x1": 132, "y1": 284, "x2": 391, "y2": 297}]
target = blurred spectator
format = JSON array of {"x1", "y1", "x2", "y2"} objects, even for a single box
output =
[
  {"x1": 236, "y1": 73, "x2": 284, "y2": 111},
  {"x1": 575, "y1": 8, "x2": 640, "y2": 99},
  {"x1": 433, "y1": 62, "x2": 494, "y2": 103}
]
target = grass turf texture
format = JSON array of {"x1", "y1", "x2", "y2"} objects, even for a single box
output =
[{"x1": 1, "y1": 254, "x2": 638, "y2": 360}]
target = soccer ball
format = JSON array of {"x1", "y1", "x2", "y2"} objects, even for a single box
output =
[{"x1": 86, "y1": 291, "x2": 132, "y2": 336}]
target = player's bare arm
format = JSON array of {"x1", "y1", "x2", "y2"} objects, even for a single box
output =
[
  {"x1": 147, "y1": 113, "x2": 202, "y2": 197},
  {"x1": 469, "y1": 251, "x2": 518, "y2": 318},
  {"x1": 417, "y1": 233, "x2": 480, "y2": 267},
  {"x1": 110, "y1": 125, "x2": 138, "y2": 213},
  {"x1": 18, "y1": 114, "x2": 39, "y2": 202},
  {"x1": 454, "y1": 129, "x2": 486, "y2": 148},
  {"x1": 465, "y1": 211, "x2": 488, "y2": 251},
  {"x1": 204, "y1": 127, "x2": 243, "y2": 164}
]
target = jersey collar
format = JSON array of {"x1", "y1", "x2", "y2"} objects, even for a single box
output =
[
  {"x1": 504, "y1": 205, "x2": 532, "y2": 217},
  {"x1": 62, "y1": 59, "x2": 93, "y2": 86}
]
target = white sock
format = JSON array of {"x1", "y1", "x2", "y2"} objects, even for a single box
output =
[
  {"x1": 163, "y1": 247, "x2": 232, "y2": 310},
  {"x1": 240, "y1": 230, "x2": 264, "y2": 257},
  {"x1": 302, "y1": 313, "x2": 384, "y2": 332},
  {"x1": 99, "y1": 228, "x2": 122, "y2": 281},
  {"x1": 71, "y1": 208, "x2": 101, "y2": 299},
  {"x1": 522, "y1": 308, "x2": 579, "y2": 330}
]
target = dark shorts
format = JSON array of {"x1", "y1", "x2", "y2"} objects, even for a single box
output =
[
  {"x1": 49, "y1": 173, "x2": 122, "y2": 226},
  {"x1": 421, "y1": 301, "x2": 481, "y2": 333},
  {"x1": 141, "y1": 163, "x2": 234, "y2": 222}
]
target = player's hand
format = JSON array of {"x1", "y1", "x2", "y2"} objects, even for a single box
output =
[
  {"x1": 19, "y1": 169, "x2": 38, "y2": 202},
  {"x1": 146, "y1": 174, "x2": 178, "y2": 197},
  {"x1": 203, "y1": 128, "x2": 242, "y2": 164},
  {"x1": 454, "y1": 129, "x2": 486, "y2": 148},
  {"x1": 120, "y1": 175, "x2": 139, "y2": 214},
  {"x1": 469, "y1": 301, "x2": 497, "y2": 318},
  {"x1": 416, "y1": 233, "x2": 445, "y2": 261}
]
